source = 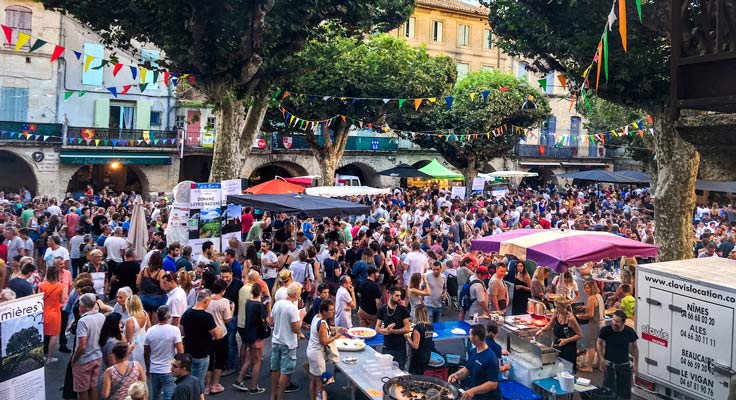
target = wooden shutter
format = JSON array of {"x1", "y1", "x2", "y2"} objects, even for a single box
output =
[
  {"x1": 136, "y1": 101, "x2": 151, "y2": 130},
  {"x1": 94, "y1": 99, "x2": 110, "y2": 128},
  {"x1": 82, "y1": 43, "x2": 104, "y2": 86}
]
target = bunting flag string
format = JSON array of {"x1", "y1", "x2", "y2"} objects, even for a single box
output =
[{"x1": 0, "y1": 24, "x2": 196, "y2": 80}]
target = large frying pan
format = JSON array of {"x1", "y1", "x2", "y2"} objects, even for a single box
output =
[{"x1": 382, "y1": 375, "x2": 460, "y2": 400}]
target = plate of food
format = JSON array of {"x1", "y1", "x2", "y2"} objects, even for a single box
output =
[
  {"x1": 336, "y1": 338, "x2": 367, "y2": 352},
  {"x1": 347, "y1": 327, "x2": 377, "y2": 339}
]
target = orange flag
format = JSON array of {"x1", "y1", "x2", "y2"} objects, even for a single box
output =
[
  {"x1": 557, "y1": 74, "x2": 567, "y2": 89},
  {"x1": 414, "y1": 98, "x2": 422, "y2": 111},
  {"x1": 619, "y1": 0, "x2": 627, "y2": 51},
  {"x1": 596, "y1": 40, "x2": 603, "y2": 92},
  {"x1": 569, "y1": 95, "x2": 576, "y2": 112}
]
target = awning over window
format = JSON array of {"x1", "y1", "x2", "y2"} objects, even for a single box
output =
[{"x1": 60, "y1": 151, "x2": 171, "y2": 165}]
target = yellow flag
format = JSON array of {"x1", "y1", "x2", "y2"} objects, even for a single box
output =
[
  {"x1": 15, "y1": 32, "x2": 30, "y2": 51},
  {"x1": 469, "y1": 93, "x2": 476, "y2": 102},
  {"x1": 428, "y1": 98, "x2": 436, "y2": 103},
  {"x1": 582, "y1": 63, "x2": 593, "y2": 79},
  {"x1": 84, "y1": 55, "x2": 94, "y2": 72},
  {"x1": 140, "y1": 68, "x2": 148, "y2": 82}
]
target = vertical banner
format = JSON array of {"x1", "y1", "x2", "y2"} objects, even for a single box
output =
[
  {"x1": 0, "y1": 294, "x2": 45, "y2": 400},
  {"x1": 220, "y1": 179, "x2": 244, "y2": 251},
  {"x1": 189, "y1": 183, "x2": 222, "y2": 259},
  {"x1": 166, "y1": 202, "x2": 191, "y2": 245}
]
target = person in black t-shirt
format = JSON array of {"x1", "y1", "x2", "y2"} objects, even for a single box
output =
[
  {"x1": 180, "y1": 289, "x2": 224, "y2": 390},
  {"x1": 110, "y1": 248, "x2": 140, "y2": 294},
  {"x1": 359, "y1": 267, "x2": 382, "y2": 328},
  {"x1": 597, "y1": 310, "x2": 639, "y2": 399},
  {"x1": 406, "y1": 304, "x2": 434, "y2": 375},
  {"x1": 376, "y1": 286, "x2": 410, "y2": 370}
]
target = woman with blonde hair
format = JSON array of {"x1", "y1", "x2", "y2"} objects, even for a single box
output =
[
  {"x1": 530, "y1": 267, "x2": 550, "y2": 301},
  {"x1": 125, "y1": 381, "x2": 148, "y2": 400},
  {"x1": 406, "y1": 304, "x2": 434, "y2": 375},
  {"x1": 576, "y1": 281, "x2": 605, "y2": 371},
  {"x1": 124, "y1": 295, "x2": 149, "y2": 374},
  {"x1": 407, "y1": 273, "x2": 431, "y2": 321},
  {"x1": 535, "y1": 298, "x2": 583, "y2": 372},
  {"x1": 177, "y1": 269, "x2": 197, "y2": 308}
]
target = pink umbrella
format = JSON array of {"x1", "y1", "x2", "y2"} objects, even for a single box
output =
[{"x1": 471, "y1": 229, "x2": 658, "y2": 272}]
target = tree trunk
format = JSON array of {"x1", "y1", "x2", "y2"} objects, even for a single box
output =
[
  {"x1": 461, "y1": 156, "x2": 478, "y2": 199},
  {"x1": 209, "y1": 91, "x2": 247, "y2": 182},
  {"x1": 238, "y1": 94, "x2": 269, "y2": 157},
  {"x1": 307, "y1": 119, "x2": 350, "y2": 186},
  {"x1": 651, "y1": 106, "x2": 700, "y2": 262}
]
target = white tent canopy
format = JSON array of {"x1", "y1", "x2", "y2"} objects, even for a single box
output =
[
  {"x1": 305, "y1": 186, "x2": 391, "y2": 198},
  {"x1": 479, "y1": 171, "x2": 538, "y2": 179}
]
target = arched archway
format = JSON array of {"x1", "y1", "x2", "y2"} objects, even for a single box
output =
[
  {"x1": 179, "y1": 155, "x2": 212, "y2": 183},
  {"x1": 67, "y1": 164, "x2": 149, "y2": 195},
  {"x1": 249, "y1": 161, "x2": 308, "y2": 185},
  {"x1": 336, "y1": 162, "x2": 379, "y2": 187},
  {"x1": 0, "y1": 150, "x2": 37, "y2": 195},
  {"x1": 521, "y1": 167, "x2": 556, "y2": 190}
]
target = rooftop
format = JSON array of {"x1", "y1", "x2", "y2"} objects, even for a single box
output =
[{"x1": 417, "y1": 0, "x2": 489, "y2": 16}]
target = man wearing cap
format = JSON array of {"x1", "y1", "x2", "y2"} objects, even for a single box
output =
[{"x1": 466, "y1": 266, "x2": 491, "y2": 320}]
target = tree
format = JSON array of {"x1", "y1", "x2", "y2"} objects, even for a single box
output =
[
  {"x1": 481, "y1": 0, "x2": 698, "y2": 261},
  {"x1": 269, "y1": 32, "x2": 457, "y2": 185},
  {"x1": 577, "y1": 96, "x2": 654, "y2": 172},
  {"x1": 395, "y1": 70, "x2": 550, "y2": 195},
  {"x1": 40, "y1": 0, "x2": 415, "y2": 182}
]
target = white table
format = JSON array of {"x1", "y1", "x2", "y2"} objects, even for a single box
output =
[{"x1": 334, "y1": 344, "x2": 407, "y2": 400}]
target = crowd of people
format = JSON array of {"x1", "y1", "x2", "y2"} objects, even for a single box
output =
[{"x1": 0, "y1": 180, "x2": 728, "y2": 400}]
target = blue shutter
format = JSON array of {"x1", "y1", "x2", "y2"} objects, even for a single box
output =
[
  {"x1": 570, "y1": 117, "x2": 581, "y2": 136},
  {"x1": 140, "y1": 49, "x2": 160, "y2": 90},
  {"x1": 82, "y1": 43, "x2": 104, "y2": 86},
  {"x1": 546, "y1": 72, "x2": 555, "y2": 94},
  {"x1": 0, "y1": 88, "x2": 28, "y2": 121}
]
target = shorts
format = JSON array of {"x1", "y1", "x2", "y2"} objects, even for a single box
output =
[
  {"x1": 306, "y1": 347, "x2": 327, "y2": 376},
  {"x1": 208, "y1": 338, "x2": 227, "y2": 371},
  {"x1": 270, "y1": 342, "x2": 297, "y2": 375},
  {"x1": 73, "y1": 358, "x2": 101, "y2": 392},
  {"x1": 140, "y1": 295, "x2": 167, "y2": 312}
]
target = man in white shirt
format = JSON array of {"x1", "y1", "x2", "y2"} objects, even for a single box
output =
[
  {"x1": 103, "y1": 227, "x2": 127, "y2": 267},
  {"x1": 260, "y1": 241, "x2": 279, "y2": 293},
  {"x1": 163, "y1": 273, "x2": 188, "y2": 326},
  {"x1": 47, "y1": 199, "x2": 63, "y2": 217},
  {"x1": 145, "y1": 305, "x2": 184, "y2": 400},
  {"x1": 271, "y1": 283, "x2": 303, "y2": 399},
  {"x1": 402, "y1": 242, "x2": 429, "y2": 286},
  {"x1": 335, "y1": 276, "x2": 356, "y2": 329}
]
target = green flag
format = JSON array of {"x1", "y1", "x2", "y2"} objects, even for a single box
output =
[
  {"x1": 78, "y1": 90, "x2": 87, "y2": 97},
  {"x1": 602, "y1": 29, "x2": 609, "y2": 82},
  {"x1": 64, "y1": 91, "x2": 73, "y2": 100},
  {"x1": 29, "y1": 39, "x2": 47, "y2": 52},
  {"x1": 537, "y1": 78, "x2": 547, "y2": 89},
  {"x1": 635, "y1": 0, "x2": 642, "y2": 22},
  {"x1": 398, "y1": 99, "x2": 406, "y2": 109},
  {"x1": 139, "y1": 83, "x2": 149, "y2": 92}
]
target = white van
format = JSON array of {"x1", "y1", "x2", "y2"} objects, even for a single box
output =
[{"x1": 335, "y1": 174, "x2": 361, "y2": 187}]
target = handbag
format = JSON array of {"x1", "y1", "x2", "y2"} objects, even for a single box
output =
[
  {"x1": 321, "y1": 320, "x2": 339, "y2": 363},
  {"x1": 256, "y1": 304, "x2": 271, "y2": 339}
]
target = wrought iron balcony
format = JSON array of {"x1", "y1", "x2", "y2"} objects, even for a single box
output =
[
  {"x1": 0, "y1": 121, "x2": 63, "y2": 144},
  {"x1": 513, "y1": 144, "x2": 604, "y2": 158},
  {"x1": 66, "y1": 127, "x2": 178, "y2": 149}
]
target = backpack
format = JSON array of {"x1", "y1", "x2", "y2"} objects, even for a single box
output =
[{"x1": 459, "y1": 280, "x2": 484, "y2": 312}]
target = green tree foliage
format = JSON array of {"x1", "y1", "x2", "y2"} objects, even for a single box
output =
[
  {"x1": 5, "y1": 327, "x2": 41, "y2": 356},
  {"x1": 577, "y1": 96, "x2": 653, "y2": 169},
  {"x1": 395, "y1": 70, "x2": 550, "y2": 190},
  {"x1": 270, "y1": 32, "x2": 457, "y2": 185},
  {"x1": 39, "y1": 0, "x2": 415, "y2": 181}
]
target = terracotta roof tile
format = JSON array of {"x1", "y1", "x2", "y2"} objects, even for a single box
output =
[{"x1": 416, "y1": 0, "x2": 489, "y2": 15}]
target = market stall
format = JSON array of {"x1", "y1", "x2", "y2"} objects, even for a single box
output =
[
  {"x1": 244, "y1": 177, "x2": 306, "y2": 194},
  {"x1": 305, "y1": 185, "x2": 391, "y2": 198},
  {"x1": 406, "y1": 159, "x2": 465, "y2": 188}
]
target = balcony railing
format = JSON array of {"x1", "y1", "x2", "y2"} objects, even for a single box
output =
[
  {"x1": 0, "y1": 121, "x2": 63, "y2": 143},
  {"x1": 270, "y1": 134, "x2": 398, "y2": 152},
  {"x1": 66, "y1": 127, "x2": 178, "y2": 148},
  {"x1": 513, "y1": 144, "x2": 603, "y2": 158}
]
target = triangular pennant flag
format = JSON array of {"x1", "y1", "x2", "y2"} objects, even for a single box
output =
[
  {"x1": 582, "y1": 90, "x2": 592, "y2": 111},
  {"x1": 153, "y1": 139, "x2": 159, "y2": 145},
  {"x1": 649, "y1": 128, "x2": 654, "y2": 135},
  {"x1": 140, "y1": 68, "x2": 148, "y2": 82},
  {"x1": 322, "y1": 96, "x2": 331, "y2": 101},
  {"x1": 569, "y1": 95, "x2": 576, "y2": 112},
  {"x1": 77, "y1": 138, "x2": 84, "y2": 144},
  {"x1": 469, "y1": 93, "x2": 476, "y2": 102},
  {"x1": 639, "y1": 130, "x2": 644, "y2": 137},
  {"x1": 69, "y1": 137, "x2": 75, "y2": 144},
  {"x1": 0, "y1": 25, "x2": 11, "y2": 45},
  {"x1": 557, "y1": 75, "x2": 567, "y2": 89},
  {"x1": 112, "y1": 63, "x2": 123, "y2": 76},
  {"x1": 121, "y1": 85, "x2": 132, "y2": 94},
  {"x1": 280, "y1": 107, "x2": 286, "y2": 117},
  {"x1": 103, "y1": 139, "x2": 109, "y2": 146},
  {"x1": 582, "y1": 63, "x2": 593, "y2": 79},
  {"x1": 129, "y1": 66, "x2": 137, "y2": 80},
  {"x1": 137, "y1": 140, "x2": 143, "y2": 145},
  {"x1": 83, "y1": 55, "x2": 94, "y2": 71},
  {"x1": 619, "y1": 0, "x2": 628, "y2": 52},
  {"x1": 78, "y1": 90, "x2": 87, "y2": 97},
  {"x1": 121, "y1": 140, "x2": 127, "y2": 146},
  {"x1": 608, "y1": 3, "x2": 617, "y2": 30},
  {"x1": 139, "y1": 83, "x2": 148, "y2": 92},
  {"x1": 50, "y1": 45, "x2": 65, "y2": 62},
  {"x1": 188, "y1": 76, "x2": 196, "y2": 84},
  {"x1": 499, "y1": 87, "x2": 509, "y2": 92},
  {"x1": 91, "y1": 59, "x2": 108, "y2": 70},
  {"x1": 14, "y1": 32, "x2": 30, "y2": 51},
  {"x1": 163, "y1": 72, "x2": 170, "y2": 85},
  {"x1": 29, "y1": 39, "x2": 47, "y2": 52},
  {"x1": 481, "y1": 91, "x2": 490, "y2": 101},
  {"x1": 382, "y1": 99, "x2": 390, "y2": 104},
  {"x1": 428, "y1": 97, "x2": 437, "y2": 103},
  {"x1": 635, "y1": 0, "x2": 642, "y2": 22},
  {"x1": 153, "y1": 70, "x2": 159, "y2": 85},
  {"x1": 398, "y1": 99, "x2": 406, "y2": 109},
  {"x1": 602, "y1": 29, "x2": 609, "y2": 82},
  {"x1": 414, "y1": 98, "x2": 422, "y2": 111},
  {"x1": 646, "y1": 115, "x2": 653, "y2": 124},
  {"x1": 106, "y1": 87, "x2": 118, "y2": 97},
  {"x1": 289, "y1": 115, "x2": 295, "y2": 125},
  {"x1": 444, "y1": 96, "x2": 453, "y2": 109},
  {"x1": 161, "y1": 139, "x2": 168, "y2": 145},
  {"x1": 64, "y1": 91, "x2": 73, "y2": 100},
  {"x1": 94, "y1": 139, "x2": 101, "y2": 146},
  {"x1": 537, "y1": 78, "x2": 547, "y2": 89},
  {"x1": 624, "y1": 125, "x2": 630, "y2": 136},
  {"x1": 73, "y1": 50, "x2": 81, "y2": 60},
  {"x1": 595, "y1": 40, "x2": 603, "y2": 92},
  {"x1": 33, "y1": 134, "x2": 39, "y2": 140},
  {"x1": 112, "y1": 139, "x2": 118, "y2": 146}
]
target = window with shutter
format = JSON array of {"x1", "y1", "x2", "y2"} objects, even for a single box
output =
[
  {"x1": 141, "y1": 49, "x2": 160, "y2": 90},
  {"x1": 0, "y1": 87, "x2": 28, "y2": 121},
  {"x1": 4, "y1": 6, "x2": 32, "y2": 49}
]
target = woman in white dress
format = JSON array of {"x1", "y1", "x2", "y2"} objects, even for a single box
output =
[{"x1": 124, "y1": 295, "x2": 149, "y2": 374}]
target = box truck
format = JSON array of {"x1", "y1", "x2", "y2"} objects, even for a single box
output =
[{"x1": 635, "y1": 257, "x2": 736, "y2": 400}]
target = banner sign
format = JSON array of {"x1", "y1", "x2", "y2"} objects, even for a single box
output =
[
  {"x1": 0, "y1": 294, "x2": 45, "y2": 400},
  {"x1": 472, "y1": 177, "x2": 486, "y2": 191},
  {"x1": 189, "y1": 183, "x2": 221, "y2": 259},
  {"x1": 451, "y1": 186, "x2": 466, "y2": 200}
]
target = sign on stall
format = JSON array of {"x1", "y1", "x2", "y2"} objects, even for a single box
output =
[
  {"x1": 472, "y1": 177, "x2": 486, "y2": 191},
  {"x1": 189, "y1": 183, "x2": 222, "y2": 258},
  {"x1": 451, "y1": 186, "x2": 466, "y2": 200},
  {"x1": 492, "y1": 188, "x2": 508, "y2": 198},
  {"x1": 0, "y1": 294, "x2": 45, "y2": 400}
]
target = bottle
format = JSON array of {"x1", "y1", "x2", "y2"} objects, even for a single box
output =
[
  {"x1": 472, "y1": 313, "x2": 479, "y2": 324},
  {"x1": 501, "y1": 355, "x2": 510, "y2": 379},
  {"x1": 550, "y1": 386, "x2": 557, "y2": 400}
]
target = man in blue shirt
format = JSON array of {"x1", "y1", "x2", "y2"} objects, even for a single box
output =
[
  {"x1": 163, "y1": 242, "x2": 180, "y2": 273},
  {"x1": 224, "y1": 248, "x2": 243, "y2": 278},
  {"x1": 448, "y1": 324, "x2": 501, "y2": 400}
]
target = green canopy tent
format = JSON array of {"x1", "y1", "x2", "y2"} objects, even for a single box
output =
[{"x1": 418, "y1": 159, "x2": 464, "y2": 180}]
